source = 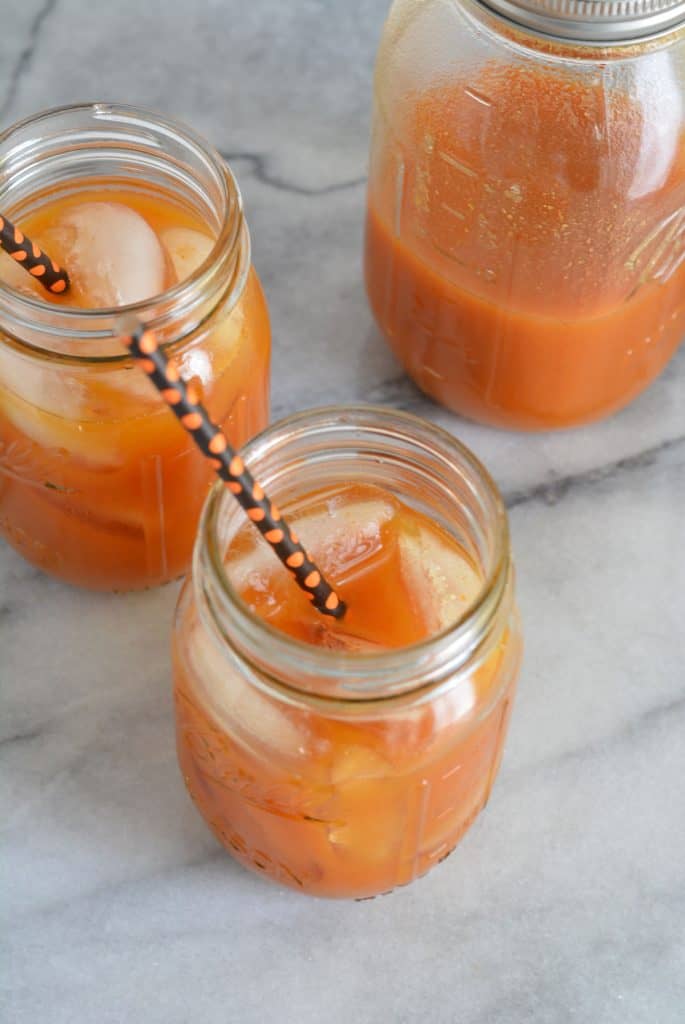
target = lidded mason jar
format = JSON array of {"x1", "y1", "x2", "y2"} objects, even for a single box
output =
[
  {"x1": 173, "y1": 406, "x2": 522, "y2": 899},
  {"x1": 0, "y1": 104, "x2": 270, "y2": 590},
  {"x1": 365, "y1": 1, "x2": 685, "y2": 429}
]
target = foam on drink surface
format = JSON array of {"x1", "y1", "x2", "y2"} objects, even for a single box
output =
[{"x1": 226, "y1": 482, "x2": 483, "y2": 650}]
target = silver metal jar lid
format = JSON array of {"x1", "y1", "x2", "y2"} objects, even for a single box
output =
[{"x1": 477, "y1": 0, "x2": 685, "y2": 43}]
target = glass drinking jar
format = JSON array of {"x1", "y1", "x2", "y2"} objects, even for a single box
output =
[
  {"x1": 365, "y1": 0, "x2": 685, "y2": 429},
  {"x1": 0, "y1": 104, "x2": 270, "y2": 590},
  {"x1": 173, "y1": 406, "x2": 522, "y2": 899}
]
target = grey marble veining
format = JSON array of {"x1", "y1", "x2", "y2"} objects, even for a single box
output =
[{"x1": 2, "y1": 3, "x2": 684, "y2": 1022}]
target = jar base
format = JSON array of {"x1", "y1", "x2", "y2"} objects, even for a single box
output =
[{"x1": 393, "y1": 354, "x2": 676, "y2": 432}]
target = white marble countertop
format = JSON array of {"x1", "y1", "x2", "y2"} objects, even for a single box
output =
[{"x1": 2, "y1": 2, "x2": 684, "y2": 1022}]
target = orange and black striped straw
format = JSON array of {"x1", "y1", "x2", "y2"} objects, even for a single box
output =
[
  {"x1": 0, "y1": 212, "x2": 70, "y2": 294},
  {"x1": 0, "y1": 217, "x2": 343, "y2": 617},
  {"x1": 123, "y1": 322, "x2": 346, "y2": 620}
]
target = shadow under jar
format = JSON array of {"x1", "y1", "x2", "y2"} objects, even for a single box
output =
[
  {"x1": 365, "y1": 0, "x2": 685, "y2": 429},
  {"x1": 173, "y1": 406, "x2": 522, "y2": 899},
  {"x1": 0, "y1": 104, "x2": 270, "y2": 590}
]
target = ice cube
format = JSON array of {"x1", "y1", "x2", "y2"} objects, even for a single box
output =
[
  {"x1": 186, "y1": 619, "x2": 311, "y2": 764},
  {"x1": 430, "y1": 681, "x2": 478, "y2": 731},
  {"x1": 0, "y1": 375, "x2": 125, "y2": 469},
  {"x1": 293, "y1": 486, "x2": 399, "y2": 582},
  {"x1": 325, "y1": 735, "x2": 401, "y2": 861},
  {"x1": 399, "y1": 521, "x2": 482, "y2": 634},
  {"x1": 0, "y1": 330, "x2": 162, "y2": 465},
  {"x1": 224, "y1": 487, "x2": 401, "y2": 613},
  {"x1": 0, "y1": 343, "x2": 85, "y2": 439},
  {"x1": 43, "y1": 202, "x2": 167, "y2": 307},
  {"x1": 327, "y1": 773, "x2": 402, "y2": 861},
  {"x1": 225, "y1": 526, "x2": 281, "y2": 592},
  {"x1": 161, "y1": 227, "x2": 214, "y2": 284},
  {"x1": 330, "y1": 745, "x2": 391, "y2": 784}
]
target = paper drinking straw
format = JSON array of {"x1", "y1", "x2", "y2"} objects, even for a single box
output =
[
  {"x1": 122, "y1": 321, "x2": 346, "y2": 620},
  {"x1": 0, "y1": 213, "x2": 70, "y2": 294},
  {"x1": 0, "y1": 213, "x2": 343, "y2": 616}
]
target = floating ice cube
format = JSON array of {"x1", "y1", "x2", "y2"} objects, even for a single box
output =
[
  {"x1": 186, "y1": 618, "x2": 311, "y2": 763},
  {"x1": 398, "y1": 521, "x2": 482, "y2": 634},
  {"x1": 44, "y1": 202, "x2": 167, "y2": 307},
  {"x1": 0, "y1": 342, "x2": 84, "y2": 437},
  {"x1": 0, "y1": 206, "x2": 173, "y2": 434},
  {"x1": 223, "y1": 487, "x2": 401, "y2": 620},
  {"x1": 0, "y1": 372, "x2": 126, "y2": 469},
  {"x1": 294, "y1": 486, "x2": 399, "y2": 582},
  {"x1": 326, "y1": 751, "x2": 399, "y2": 857},
  {"x1": 0, "y1": 322, "x2": 164, "y2": 462},
  {"x1": 161, "y1": 227, "x2": 214, "y2": 284},
  {"x1": 430, "y1": 681, "x2": 478, "y2": 732},
  {"x1": 327, "y1": 769, "x2": 401, "y2": 861},
  {"x1": 225, "y1": 525, "x2": 281, "y2": 594},
  {"x1": 330, "y1": 745, "x2": 391, "y2": 785}
]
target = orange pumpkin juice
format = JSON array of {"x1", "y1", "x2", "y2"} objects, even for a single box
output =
[
  {"x1": 0, "y1": 188, "x2": 270, "y2": 589},
  {"x1": 365, "y1": 68, "x2": 685, "y2": 428},
  {"x1": 174, "y1": 481, "x2": 521, "y2": 899}
]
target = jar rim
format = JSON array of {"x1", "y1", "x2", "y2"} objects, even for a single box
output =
[
  {"x1": 196, "y1": 404, "x2": 513, "y2": 702},
  {"x1": 0, "y1": 102, "x2": 245, "y2": 362}
]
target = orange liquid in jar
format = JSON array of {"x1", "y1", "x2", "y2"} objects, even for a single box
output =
[
  {"x1": 174, "y1": 483, "x2": 520, "y2": 899},
  {"x1": 0, "y1": 188, "x2": 270, "y2": 589},
  {"x1": 365, "y1": 68, "x2": 685, "y2": 429}
]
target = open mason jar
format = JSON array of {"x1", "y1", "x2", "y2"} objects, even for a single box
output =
[
  {"x1": 365, "y1": 1, "x2": 685, "y2": 429},
  {"x1": 0, "y1": 104, "x2": 270, "y2": 589},
  {"x1": 173, "y1": 406, "x2": 522, "y2": 899}
]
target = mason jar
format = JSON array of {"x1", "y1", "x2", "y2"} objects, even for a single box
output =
[
  {"x1": 173, "y1": 406, "x2": 522, "y2": 899},
  {"x1": 365, "y1": 1, "x2": 685, "y2": 429},
  {"x1": 0, "y1": 104, "x2": 270, "y2": 590}
]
